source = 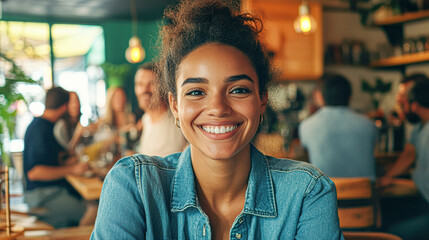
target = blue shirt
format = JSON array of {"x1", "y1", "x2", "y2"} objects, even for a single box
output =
[
  {"x1": 23, "y1": 117, "x2": 67, "y2": 190},
  {"x1": 91, "y1": 145, "x2": 343, "y2": 239},
  {"x1": 299, "y1": 107, "x2": 377, "y2": 180},
  {"x1": 410, "y1": 122, "x2": 429, "y2": 202}
]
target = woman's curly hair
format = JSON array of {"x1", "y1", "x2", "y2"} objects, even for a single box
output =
[{"x1": 156, "y1": 0, "x2": 272, "y2": 101}]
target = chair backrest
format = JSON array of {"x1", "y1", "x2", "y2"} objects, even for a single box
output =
[
  {"x1": 331, "y1": 177, "x2": 376, "y2": 230},
  {"x1": 343, "y1": 231, "x2": 402, "y2": 240}
]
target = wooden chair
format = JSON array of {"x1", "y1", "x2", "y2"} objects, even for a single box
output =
[
  {"x1": 331, "y1": 177, "x2": 379, "y2": 230},
  {"x1": 343, "y1": 231, "x2": 402, "y2": 240}
]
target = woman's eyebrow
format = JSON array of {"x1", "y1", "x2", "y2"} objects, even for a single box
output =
[
  {"x1": 226, "y1": 74, "x2": 254, "y2": 83},
  {"x1": 181, "y1": 77, "x2": 208, "y2": 87},
  {"x1": 181, "y1": 74, "x2": 254, "y2": 87}
]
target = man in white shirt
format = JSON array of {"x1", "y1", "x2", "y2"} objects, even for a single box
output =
[{"x1": 134, "y1": 63, "x2": 187, "y2": 157}]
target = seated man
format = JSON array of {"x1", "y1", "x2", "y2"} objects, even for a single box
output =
[
  {"x1": 381, "y1": 80, "x2": 429, "y2": 239},
  {"x1": 134, "y1": 63, "x2": 188, "y2": 156},
  {"x1": 23, "y1": 87, "x2": 89, "y2": 228},
  {"x1": 299, "y1": 74, "x2": 377, "y2": 180}
]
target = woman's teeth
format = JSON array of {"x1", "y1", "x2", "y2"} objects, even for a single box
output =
[{"x1": 202, "y1": 125, "x2": 238, "y2": 134}]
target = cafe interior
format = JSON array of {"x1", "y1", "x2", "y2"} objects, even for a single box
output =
[{"x1": 1, "y1": 0, "x2": 429, "y2": 239}]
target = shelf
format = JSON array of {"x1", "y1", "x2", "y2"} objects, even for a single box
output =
[
  {"x1": 374, "y1": 9, "x2": 429, "y2": 26},
  {"x1": 370, "y1": 51, "x2": 429, "y2": 67}
]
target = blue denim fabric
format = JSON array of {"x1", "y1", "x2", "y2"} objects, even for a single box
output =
[
  {"x1": 91, "y1": 145, "x2": 343, "y2": 239},
  {"x1": 299, "y1": 107, "x2": 377, "y2": 180}
]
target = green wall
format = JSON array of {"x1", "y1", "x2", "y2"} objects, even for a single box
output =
[
  {"x1": 102, "y1": 20, "x2": 161, "y2": 65},
  {"x1": 102, "y1": 19, "x2": 162, "y2": 113}
]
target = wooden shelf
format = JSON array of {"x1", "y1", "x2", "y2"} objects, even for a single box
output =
[
  {"x1": 370, "y1": 51, "x2": 429, "y2": 67},
  {"x1": 374, "y1": 9, "x2": 429, "y2": 26}
]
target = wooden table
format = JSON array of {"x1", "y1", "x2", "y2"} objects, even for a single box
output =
[
  {"x1": 16, "y1": 225, "x2": 94, "y2": 240},
  {"x1": 65, "y1": 175, "x2": 103, "y2": 201},
  {"x1": 381, "y1": 178, "x2": 418, "y2": 198},
  {"x1": 1, "y1": 211, "x2": 54, "y2": 240}
]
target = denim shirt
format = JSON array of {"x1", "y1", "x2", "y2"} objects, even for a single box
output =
[{"x1": 91, "y1": 145, "x2": 343, "y2": 239}]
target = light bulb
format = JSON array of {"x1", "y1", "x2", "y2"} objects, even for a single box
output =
[
  {"x1": 125, "y1": 36, "x2": 145, "y2": 63},
  {"x1": 294, "y1": 2, "x2": 317, "y2": 34}
]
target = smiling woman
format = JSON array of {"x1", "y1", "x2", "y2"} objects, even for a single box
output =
[{"x1": 91, "y1": 0, "x2": 343, "y2": 239}]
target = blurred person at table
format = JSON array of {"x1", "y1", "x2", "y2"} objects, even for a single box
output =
[
  {"x1": 299, "y1": 74, "x2": 377, "y2": 180},
  {"x1": 53, "y1": 91, "x2": 83, "y2": 153},
  {"x1": 381, "y1": 74, "x2": 429, "y2": 183},
  {"x1": 91, "y1": 1, "x2": 342, "y2": 239},
  {"x1": 380, "y1": 80, "x2": 429, "y2": 240},
  {"x1": 88, "y1": 86, "x2": 136, "y2": 159},
  {"x1": 102, "y1": 86, "x2": 136, "y2": 132},
  {"x1": 133, "y1": 62, "x2": 187, "y2": 156},
  {"x1": 23, "y1": 87, "x2": 89, "y2": 228},
  {"x1": 394, "y1": 73, "x2": 429, "y2": 123}
]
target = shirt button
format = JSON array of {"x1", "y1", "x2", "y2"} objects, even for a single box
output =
[
  {"x1": 239, "y1": 218, "x2": 244, "y2": 224},
  {"x1": 235, "y1": 233, "x2": 242, "y2": 239}
]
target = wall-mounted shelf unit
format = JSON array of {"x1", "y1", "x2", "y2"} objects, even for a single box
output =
[
  {"x1": 371, "y1": 51, "x2": 429, "y2": 68},
  {"x1": 373, "y1": 9, "x2": 429, "y2": 26},
  {"x1": 369, "y1": 10, "x2": 429, "y2": 69}
]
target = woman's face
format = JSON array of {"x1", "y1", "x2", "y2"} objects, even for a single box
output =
[
  {"x1": 170, "y1": 43, "x2": 267, "y2": 161},
  {"x1": 68, "y1": 92, "x2": 81, "y2": 119},
  {"x1": 112, "y1": 88, "x2": 127, "y2": 112}
]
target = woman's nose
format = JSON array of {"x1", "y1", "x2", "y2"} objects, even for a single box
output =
[{"x1": 206, "y1": 93, "x2": 231, "y2": 117}]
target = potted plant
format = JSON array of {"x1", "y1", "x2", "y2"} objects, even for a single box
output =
[
  {"x1": 100, "y1": 62, "x2": 131, "y2": 88},
  {"x1": 0, "y1": 53, "x2": 36, "y2": 166},
  {"x1": 361, "y1": 77, "x2": 392, "y2": 119}
]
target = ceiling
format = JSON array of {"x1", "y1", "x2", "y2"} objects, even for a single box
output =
[
  {"x1": 1, "y1": 0, "x2": 373, "y2": 24},
  {"x1": 1, "y1": 0, "x2": 179, "y2": 23}
]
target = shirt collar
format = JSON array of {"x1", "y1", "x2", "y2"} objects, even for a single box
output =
[{"x1": 170, "y1": 145, "x2": 277, "y2": 217}]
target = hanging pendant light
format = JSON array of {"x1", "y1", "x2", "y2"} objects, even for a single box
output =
[
  {"x1": 125, "y1": 0, "x2": 145, "y2": 63},
  {"x1": 294, "y1": 1, "x2": 317, "y2": 34},
  {"x1": 126, "y1": 36, "x2": 145, "y2": 63}
]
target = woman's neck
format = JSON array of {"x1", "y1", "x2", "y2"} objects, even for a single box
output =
[
  {"x1": 192, "y1": 144, "x2": 251, "y2": 205},
  {"x1": 192, "y1": 144, "x2": 251, "y2": 239}
]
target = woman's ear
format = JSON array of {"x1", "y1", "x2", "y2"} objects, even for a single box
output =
[
  {"x1": 168, "y1": 92, "x2": 178, "y2": 118},
  {"x1": 260, "y1": 92, "x2": 268, "y2": 114}
]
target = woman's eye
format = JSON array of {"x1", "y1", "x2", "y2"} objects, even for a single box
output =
[
  {"x1": 186, "y1": 89, "x2": 205, "y2": 96},
  {"x1": 230, "y1": 87, "x2": 251, "y2": 94}
]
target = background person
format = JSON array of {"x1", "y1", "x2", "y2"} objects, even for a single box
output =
[
  {"x1": 380, "y1": 78, "x2": 429, "y2": 240},
  {"x1": 380, "y1": 73, "x2": 429, "y2": 184},
  {"x1": 91, "y1": 1, "x2": 342, "y2": 239},
  {"x1": 23, "y1": 87, "x2": 89, "y2": 228},
  {"x1": 83, "y1": 86, "x2": 136, "y2": 160},
  {"x1": 299, "y1": 74, "x2": 377, "y2": 180},
  {"x1": 102, "y1": 86, "x2": 136, "y2": 132},
  {"x1": 134, "y1": 62, "x2": 187, "y2": 156},
  {"x1": 53, "y1": 91, "x2": 82, "y2": 152}
]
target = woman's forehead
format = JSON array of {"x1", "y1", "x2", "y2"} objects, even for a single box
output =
[{"x1": 176, "y1": 43, "x2": 258, "y2": 82}]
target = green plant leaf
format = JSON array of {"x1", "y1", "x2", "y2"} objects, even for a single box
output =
[
  {"x1": 361, "y1": 79, "x2": 374, "y2": 93},
  {"x1": 1, "y1": 52, "x2": 36, "y2": 166}
]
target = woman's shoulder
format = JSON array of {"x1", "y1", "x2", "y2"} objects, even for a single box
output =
[
  {"x1": 264, "y1": 156, "x2": 336, "y2": 197},
  {"x1": 265, "y1": 156, "x2": 325, "y2": 180},
  {"x1": 113, "y1": 153, "x2": 182, "y2": 172}
]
